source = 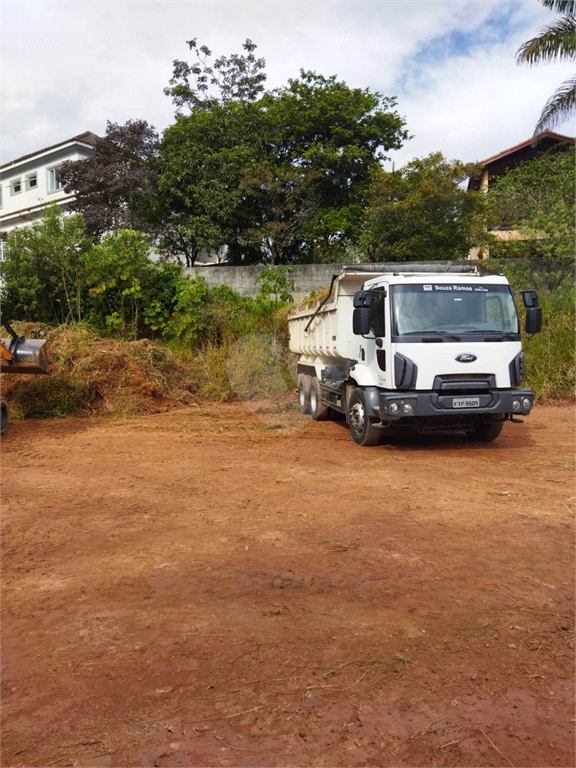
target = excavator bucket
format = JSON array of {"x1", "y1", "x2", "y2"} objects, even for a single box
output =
[{"x1": 1, "y1": 338, "x2": 50, "y2": 375}]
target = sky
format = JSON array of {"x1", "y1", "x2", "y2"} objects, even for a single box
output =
[{"x1": 3, "y1": 0, "x2": 575, "y2": 168}]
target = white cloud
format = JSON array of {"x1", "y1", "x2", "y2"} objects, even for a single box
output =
[
  {"x1": 3, "y1": 0, "x2": 574, "y2": 166},
  {"x1": 389, "y1": 42, "x2": 575, "y2": 167}
]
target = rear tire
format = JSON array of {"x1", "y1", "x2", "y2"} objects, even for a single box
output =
[
  {"x1": 1, "y1": 398, "x2": 9, "y2": 436},
  {"x1": 297, "y1": 374, "x2": 311, "y2": 415},
  {"x1": 347, "y1": 388, "x2": 382, "y2": 446},
  {"x1": 465, "y1": 420, "x2": 503, "y2": 442},
  {"x1": 310, "y1": 378, "x2": 330, "y2": 421}
]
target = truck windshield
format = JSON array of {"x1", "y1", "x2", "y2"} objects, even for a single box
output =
[{"x1": 392, "y1": 284, "x2": 519, "y2": 337}]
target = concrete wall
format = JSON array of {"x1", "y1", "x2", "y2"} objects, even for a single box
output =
[
  {"x1": 185, "y1": 263, "x2": 347, "y2": 302},
  {"x1": 185, "y1": 262, "x2": 477, "y2": 302}
]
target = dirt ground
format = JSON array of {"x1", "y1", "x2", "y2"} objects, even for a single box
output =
[{"x1": 1, "y1": 402, "x2": 574, "y2": 768}]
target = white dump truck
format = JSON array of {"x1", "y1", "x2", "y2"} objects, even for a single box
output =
[{"x1": 288, "y1": 263, "x2": 542, "y2": 446}]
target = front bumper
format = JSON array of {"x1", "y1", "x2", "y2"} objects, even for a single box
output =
[{"x1": 378, "y1": 388, "x2": 533, "y2": 422}]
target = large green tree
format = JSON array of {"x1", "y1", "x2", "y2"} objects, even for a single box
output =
[
  {"x1": 362, "y1": 153, "x2": 484, "y2": 262},
  {"x1": 160, "y1": 41, "x2": 408, "y2": 264},
  {"x1": 248, "y1": 71, "x2": 407, "y2": 263},
  {"x1": 517, "y1": 0, "x2": 576, "y2": 132}
]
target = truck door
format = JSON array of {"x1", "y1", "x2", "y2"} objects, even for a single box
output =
[{"x1": 362, "y1": 289, "x2": 391, "y2": 389}]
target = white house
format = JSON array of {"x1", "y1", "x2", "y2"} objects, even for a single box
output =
[{"x1": 0, "y1": 132, "x2": 99, "y2": 233}]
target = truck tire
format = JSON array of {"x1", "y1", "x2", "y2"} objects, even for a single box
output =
[
  {"x1": 347, "y1": 388, "x2": 382, "y2": 446},
  {"x1": 310, "y1": 378, "x2": 330, "y2": 421},
  {"x1": 465, "y1": 420, "x2": 503, "y2": 442},
  {"x1": 297, "y1": 374, "x2": 311, "y2": 414},
  {"x1": 1, "y1": 398, "x2": 9, "y2": 436}
]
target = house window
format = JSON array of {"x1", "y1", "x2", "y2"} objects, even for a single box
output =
[
  {"x1": 47, "y1": 166, "x2": 63, "y2": 192},
  {"x1": 10, "y1": 178, "x2": 22, "y2": 195},
  {"x1": 25, "y1": 173, "x2": 38, "y2": 190},
  {"x1": 0, "y1": 186, "x2": 3, "y2": 209}
]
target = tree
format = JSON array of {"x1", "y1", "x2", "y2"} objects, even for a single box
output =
[
  {"x1": 486, "y1": 148, "x2": 575, "y2": 259},
  {"x1": 1, "y1": 206, "x2": 93, "y2": 324},
  {"x1": 160, "y1": 43, "x2": 408, "y2": 264},
  {"x1": 84, "y1": 230, "x2": 157, "y2": 336},
  {"x1": 255, "y1": 265, "x2": 295, "y2": 306},
  {"x1": 60, "y1": 120, "x2": 205, "y2": 266},
  {"x1": 60, "y1": 120, "x2": 160, "y2": 237},
  {"x1": 362, "y1": 153, "x2": 485, "y2": 262},
  {"x1": 164, "y1": 37, "x2": 267, "y2": 112},
  {"x1": 158, "y1": 99, "x2": 267, "y2": 265},
  {"x1": 516, "y1": 0, "x2": 576, "y2": 133},
  {"x1": 246, "y1": 70, "x2": 408, "y2": 263}
]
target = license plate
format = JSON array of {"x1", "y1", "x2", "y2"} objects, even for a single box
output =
[{"x1": 453, "y1": 397, "x2": 480, "y2": 408}]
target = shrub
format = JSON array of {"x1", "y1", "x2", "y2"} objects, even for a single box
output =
[
  {"x1": 226, "y1": 334, "x2": 295, "y2": 400},
  {"x1": 482, "y1": 260, "x2": 575, "y2": 400}
]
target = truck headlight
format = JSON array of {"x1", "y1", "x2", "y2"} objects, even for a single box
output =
[
  {"x1": 403, "y1": 403, "x2": 414, "y2": 415},
  {"x1": 512, "y1": 399, "x2": 521, "y2": 411},
  {"x1": 388, "y1": 402, "x2": 400, "y2": 414},
  {"x1": 522, "y1": 397, "x2": 532, "y2": 410}
]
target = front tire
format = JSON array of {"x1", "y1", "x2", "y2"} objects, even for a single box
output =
[
  {"x1": 1, "y1": 398, "x2": 9, "y2": 436},
  {"x1": 347, "y1": 389, "x2": 382, "y2": 446},
  {"x1": 465, "y1": 420, "x2": 503, "y2": 442},
  {"x1": 310, "y1": 378, "x2": 330, "y2": 421}
]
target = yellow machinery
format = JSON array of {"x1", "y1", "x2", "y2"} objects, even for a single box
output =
[{"x1": 1, "y1": 319, "x2": 50, "y2": 435}]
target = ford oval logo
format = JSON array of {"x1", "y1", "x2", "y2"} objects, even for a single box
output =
[{"x1": 456, "y1": 354, "x2": 477, "y2": 363}]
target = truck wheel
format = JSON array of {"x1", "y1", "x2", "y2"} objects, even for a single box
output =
[
  {"x1": 310, "y1": 378, "x2": 330, "y2": 421},
  {"x1": 465, "y1": 420, "x2": 503, "y2": 442},
  {"x1": 347, "y1": 389, "x2": 382, "y2": 446},
  {"x1": 297, "y1": 374, "x2": 311, "y2": 414},
  {"x1": 1, "y1": 398, "x2": 9, "y2": 436}
]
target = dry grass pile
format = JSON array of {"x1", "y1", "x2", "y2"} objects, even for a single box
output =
[
  {"x1": 293, "y1": 285, "x2": 335, "y2": 314},
  {"x1": 1, "y1": 324, "x2": 199, "y2": 418}
]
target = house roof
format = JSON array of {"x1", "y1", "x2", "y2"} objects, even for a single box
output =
[
  {"x1": 468, "y1": 130, "x2": 575, "y2": 191},
  {"x1": 479, "y1": 130, "x2": 575, "y2": 168},
  {"x1": 1, "y1": 131, "x2": 100, "y2": 170}
]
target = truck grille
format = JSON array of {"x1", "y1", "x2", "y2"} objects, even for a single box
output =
[{"x1": 433, "y1": 374, "x2": 495, "y2": 395}]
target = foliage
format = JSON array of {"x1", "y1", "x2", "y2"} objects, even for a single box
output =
[
  {"x1": 248, "y1": 70, "x2": 408, "y2": 263},
  {"x1": 60, "y1": 120, "x2": 160, "y2": 237},
  {"x1": 159, "y1": 41, "x2": 408, "y2": 264},
  {"x1": 226, "y1": 334, "x2": 295, "y2": 400},
  {"x1": 516, "y1": 0, "x2": 576, "y2": 132},
  {"x1": 84, "y1": 230, "x2": 156, "y2": 337},
  {"x1": 256, "y1": 265, "x2": 295, "y2": 306},
  {"x1": 362, "y1": 153, "x2": 485, "y2": 261},
  {"x1": 1, "y1": 206, "x2": 93, "y2": 324},
  {"x1": 158, "y1": 99, "x2": 265, "y2": 266},
  {"x1": 482, "y1": 260, "x2": 575, "y2": 399},
  {"x1": 164, "y1": 37, "x2": 267, "y2": 112},
  {"x1": 486, "y1": 148, "x2": 575, "y2": 259}
]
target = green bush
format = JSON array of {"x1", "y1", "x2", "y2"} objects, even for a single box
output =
[{"x1": 482, "y1": 260, "x2": 575, "y2": 400}]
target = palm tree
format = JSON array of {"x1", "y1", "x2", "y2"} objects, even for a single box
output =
[{"x1": 516, "y1": 0, "x2": 576, "y2": 133}]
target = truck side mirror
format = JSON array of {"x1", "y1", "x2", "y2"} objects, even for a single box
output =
[
  {"x1": 525, "y1": 306, "x2": 542, "y2": 334},
  {"x1": 353, "y1": 290, "x2": 374, "y2": 308},
  {"x1": 521, "y1": 290, "x2": 538, "y2": 308},
  {"x1": 353, "y1": 307, "x2": 371, "y2": 336}
]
